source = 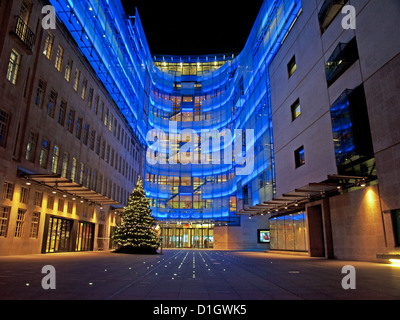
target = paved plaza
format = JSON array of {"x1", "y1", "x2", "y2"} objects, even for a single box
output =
[{"x1": 0, "y1": 250, "x2": 400, "y2": 301}]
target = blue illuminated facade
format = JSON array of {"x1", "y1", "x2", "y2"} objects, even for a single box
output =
[{"x1": 49, "y1": 0, "x2": 303, "y2": 223}]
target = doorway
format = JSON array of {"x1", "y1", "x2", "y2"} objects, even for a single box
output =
[{"x1": 161, "y1": 224, "x2": 214, "y2": 249}]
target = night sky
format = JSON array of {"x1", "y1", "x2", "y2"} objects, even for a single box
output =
[{"x1": 121, "y1": 0, "x2": 264, "y2": 56}]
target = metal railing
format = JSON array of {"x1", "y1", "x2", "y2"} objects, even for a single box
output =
[{"x1": 12, "y1": 16, "x2": 35, "y2": 52}]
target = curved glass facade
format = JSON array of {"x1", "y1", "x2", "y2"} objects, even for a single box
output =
[{"x1": 49, "y1": 0, "x2": 303, "y2": 224}]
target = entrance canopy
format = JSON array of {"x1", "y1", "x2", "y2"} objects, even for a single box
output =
[
  {"x1": 237, "y1": 174, "x2": 371, "y2": 217},
  {"x1": 19, "y1": 170, "x2": 120, "y2": 206}
]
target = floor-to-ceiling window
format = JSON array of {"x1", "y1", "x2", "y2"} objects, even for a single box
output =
[{"x1": 269, "y1": 212, "x2": 308, "y2": 252}]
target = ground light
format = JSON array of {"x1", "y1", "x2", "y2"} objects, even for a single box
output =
[{"x1": 389, "y1": 259, "x2": 400, "y2": 267}]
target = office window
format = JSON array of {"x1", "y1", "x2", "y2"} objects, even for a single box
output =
[
  {"x1": 81, "y1": 78, "x2": 88, "y2": 100},
  {"x1": 47, "y1": 195, "x2": 55, "y2": 210},
  {"x1": 61, "y1": 151, "x2": 69, "y2": 178},
  {"x1": 75, "y1": 117, "x2": 82, "y2": 139},
  {"x1": 291, "y1": 99, "x2": 301, "y2": 121},
  {"x1": 83, "y1": 123, "x2": 89, "y2": 145},
  {"x1": 101, "y1": 140, "x2": 106, "y2": 159},
  {"x1": 79, "y1": 162, "x2": 85, "y2": 185},
  {"x1": 326, "y1": 37, "x2": 359, "y2": 87},
  {"x1": 67, "y1": 109, "x2": 75, "y2": 133},
  {"x1": 287, "y1": 55, "x2": 297, "y2": 78},
  {"x1": 106, "y1": 144, "x2": 110, "y2": 163},
  {"x1": 64, "y1": 58, "x2": 73, "y2": 82},
  {"x1": 110, "y1": 149, "x2": 114, "y2": 167},
  {"x1": 2, "y1": 182, "x2": 14, "y2": 201},
  {"x1": 51, "y1": 145, "x2": 60, "y2": 174},
  {"x1": 295, "y1": 146, "x2": 305, "y2": 168},
  {"x1": 25, "y1": 130, "x2": 38, "y2": 162},
  {"x1": 104, "y1": 108, "x2": 109, "y2": 126},
  {"x1": 73, "y1": 68, "x2": 80, "y2": 92},
  {"x1": 29, "y1": 212, "x2": 40, "y2": 238},
  {"x1": 95, "y1": 136, "x2": 101, "y2": 155},
  {"x1": 20, "y1": 187, "x2": 29, "y2": 204},
  {"x1": 34, "y1": 79, "x2": 46, "y2": 109},
  {"x1": 0, "y1": 108, "x2": 11, "y2": 148},
  {"x1": 54, "y1": 44, "x2": 64, "y2": 72},
  {"x1": 109, "y1": 114, "x2": 114, "y2": 132},
  {"x1": 47, "y1": 90, "x2": 58, "y2": 118},
  {"x1": 318, "y1": 0, "x2": 347, "y2": 33},
  {"x1": 71, "y1": 157, "x2": 78, "y2": 182},
  {"x1": 330, "y1": 85, "x2": 375, "y2": 176},
  {"x1": 43, "y1": 32, "x2": 54, "y2": 60},
  {"x1": 34, "y1": 191, "x2": 43, "y2": 207},
  {"x1": 58, "y1": 100, "x2": 67, "y2": 126},
  {"x1": 58, "y1": 199, "x2": 64, "y2": 212},
  {"x1": 14, "y1": 209, "x2": 26, "y2": 238},
  {"x1": 87, "y1": 88, "x2": 94, "y2": 109},
  {"x1": 89, "y1": 130, "x2": 96, "y2": 150},
  {"x1": 67, "y1": 201, "x2": 73, "y2": 214},
  {"x1": 6, "y1": 49, "x2": 21, "y2": 85},
  {"x1": 0, "y1": 206, "x2": 11, "y2": 237},
  {"x1": 39, "y1": 138, "x2": 50, "y2": 168}
]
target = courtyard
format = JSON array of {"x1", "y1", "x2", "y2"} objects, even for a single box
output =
[{"x1": 0, "y1": 250, "x2": 399, "y2": 301}]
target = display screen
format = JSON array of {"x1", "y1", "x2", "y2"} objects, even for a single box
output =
[{"x1": 258, "y1": 230, "x2": 270, "y2": 243}]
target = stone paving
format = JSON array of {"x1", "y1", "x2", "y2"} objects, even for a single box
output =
[{"x1": 0, "y1": 249, "x2": 400, "y2": 300}]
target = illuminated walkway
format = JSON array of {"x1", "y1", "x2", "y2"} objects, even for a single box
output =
[{"x1": 1, "y1": 250, "x2": 399, "y2": 300}]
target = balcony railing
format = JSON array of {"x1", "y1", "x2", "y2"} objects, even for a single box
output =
[{"x1": 11, "y1": 16, "x2": 35, "y2": 53}]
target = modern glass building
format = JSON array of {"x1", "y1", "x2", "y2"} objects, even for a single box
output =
[{"x1": 48, "y1": 0, "x2": 303, "y2": 248}]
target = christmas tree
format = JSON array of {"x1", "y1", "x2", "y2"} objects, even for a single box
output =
[{"x1": 112, "y1": 177, "x2": 159, "y2": 254}]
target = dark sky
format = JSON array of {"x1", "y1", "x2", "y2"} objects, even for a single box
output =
[{"x1": 121, "y1": 1, "x2": 264, "y2": 56}]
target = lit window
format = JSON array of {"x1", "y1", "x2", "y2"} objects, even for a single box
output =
[
  {"x1": 47, "y1": 90, "x2": 58, "y2": 118},
  {"x1": 0, "y1": 206, "x2": 11, "y2": 237},
  {"x1": 29, "y1": 212, "x2": 40, "y2": 239},
  {"x1": 287, "y1": 55, "x2": 297, "y2": 78},
  {"x1": 51, "y1": 145, "x2": 60, "y2": 174},
  {"x1": 2, "y1": 182, "x2": 14, "y2": 201},
  {"x1": 34, "y1": 191, "x2": 43, "y2": 207},
  {"x1": 291, "y1": 99, "x2": 301, "y2": 121},
  {"x1": 26, "y1": 130, "x2": 38, "y2": 162},
  {"x1": 73, "y1": 68, "x2": 80, "y2": 92},
  {"x1": 295, "y1": 146, "x2": 305, "y2": 168},
  {"x1": 54, "y1": 44, "x2": 64, "y2": 72},
  {"x1": 81, "y1": 78, "x2": 87, "y2": 100},
  {"x1": 39, "y1": 138, "x2": 50, "y2": 168},
  {"x1": 61, "y1": 152, "x2": 69, "y2": 178},
  {"x1": 14, "y1": 209, "x2": 26, "y2": 238},
  {"x1": 6, "y1": 49, "x2": 21, "y2": 85},
  {"x1": 65, "y1": 58, "x2": 73, "y2": 82},
  {"x1": 20, "y1": 186, "x2": 30, "y2": 204},
  {"x1": 71, "y1": 157, "x2": 78, "y2": 182},
  {"x1": 43, "y1": 32, "x2": 54, "y2": 60}
]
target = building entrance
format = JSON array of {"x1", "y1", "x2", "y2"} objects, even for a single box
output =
[{"x1": 161, "y1": 224, "x2": 214, "y2": 249}]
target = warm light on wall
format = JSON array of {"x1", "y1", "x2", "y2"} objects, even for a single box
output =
[{"x1": 364, "y1": 188, "x2": 377, "y2": 207}]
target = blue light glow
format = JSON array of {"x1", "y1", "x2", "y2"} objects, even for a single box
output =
[{"x1": 51, "y1": 0, "x2": 303, "y2": 222}]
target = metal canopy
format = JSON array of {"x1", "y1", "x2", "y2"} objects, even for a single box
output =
[
  {"x1": 21, "y1": 173, "x2": 120, "y2": 206},
  {"x1": 236, "y1": 174, "x2": 370, "y2": 216}
]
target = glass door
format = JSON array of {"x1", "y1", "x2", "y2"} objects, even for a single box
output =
[{"x1": 45, "y1": 216, "x2": 72, "y2": 253}]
